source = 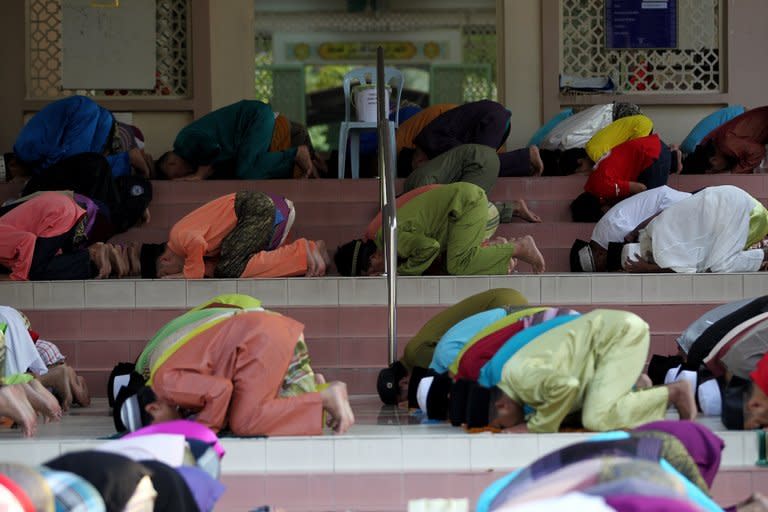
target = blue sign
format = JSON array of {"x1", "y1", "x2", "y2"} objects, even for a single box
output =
[{"x1": 605, "y1": 0, "x2": 677, "y2": 49}]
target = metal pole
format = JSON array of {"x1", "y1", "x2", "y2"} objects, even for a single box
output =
[{"x1": 376, "y1": 46, "x2": 398, "y2": 364}]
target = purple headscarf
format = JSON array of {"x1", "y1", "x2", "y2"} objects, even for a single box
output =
[
  {"x1": 633, "y1": 420, "x2": 724, "y2": 488},
  {"x1": 606, "y1": 494, "x2": 702, "y2": 512}
]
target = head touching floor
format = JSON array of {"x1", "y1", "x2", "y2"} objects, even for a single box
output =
[
  {"x1": 465, "y1": 385, "x2": 525, "y2": 430},
  {"x1": 708, "y1": 146, "x2": 737, "y2": 173},
  {"x1": 376, "y1": 361, "x2": 409, "y2": 405},
  {"x1": 570, "y1": 239, "x2": 610, "y2": 272},
  {"x1": 415, "y1": 372, "x2": 452, "y2": 420},
  {"x1": 115, "y1": 385, "x2": 182, "y2": 432},
  {"x1": 334, "y1": 239, "x2": 382, "y2": 276},
  {"x1": 139, "y1": 243, "x2": 182, "y2": 278},
  {"x1": 154, "y1": 151, "x2": 194, "y2": 180}
]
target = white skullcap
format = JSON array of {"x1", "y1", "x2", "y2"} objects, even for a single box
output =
[
  {"x1": 697, "y1": 379, "x2": 722, "y2": 417},
  {"x1": 416, "y1": 376, "x2": 434, "y2": 413}
]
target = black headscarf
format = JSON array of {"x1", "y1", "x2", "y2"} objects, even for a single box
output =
[
  {"x1": 140, "y1": 243, "x2": 166, "y2": 279},
  {"x1": 140, "y1": 460, "x2": 200, "y2": 512},
  {"x1": 334, "y1": 239, "x2": 377, "y2": 276},
  {"x1": 45, "y1": 451, "x2": 152, "y2": 512}
]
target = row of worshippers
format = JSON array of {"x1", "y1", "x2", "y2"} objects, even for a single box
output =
[
  {"x1": 0, "y1": 306, "x2": 91, "y2": 438},
  {"x1": 0, "y1": 419, "x2": 227, "y2": 511},
  {"x1": 473, "y1": 420, "x2": 768, "y2": 512},
  {"x1": 0, "y1": 181, "x2": 547, "y2": 281},
  {"x1": 569, "y1": 184, "x2": 768, "y2": 274},
  {"x1": 376, "y1": 288, "x2": 768, "y2": 434}
]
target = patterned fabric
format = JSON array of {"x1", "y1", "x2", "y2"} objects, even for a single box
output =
[
  {"x1": 36, "y1": 339, "x2": 66, "y2": 367},
  {"x1": 280, "y1": 334, "x2": 317, "y2": 397},
  {"x1": 0, "y1": 325, "x2": 5, "y2": 381},
  {"x1": 214, "y1": 191, "x2": 276, "y2": 278},
  {"x1": 39, "y1": 467, "x2": 106, "y2": 512},
  {"x1": 631, "y1": 431, "x2": 710, "y2": 493}
]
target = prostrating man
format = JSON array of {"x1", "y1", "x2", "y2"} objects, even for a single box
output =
[
  {"x1": 569, "y1": 185, "x2": 691, "y2": 271},
  {"x1": 140, "y1": 191, "x2": 330, "y2": 279},
  {"x1": 375, "y1": 288, "x2": 528, "y2": 405},
  {"x1": 115, "y1": 297, "x2": 355, "y2": 436},
  {"x1": 479, "y1": 309, "x2": 697, "y2": 433},
  {"x1": 12, "y1": 95, "x2": 153, "y2": 178},
  {"x1": 399, "y1": 100, "x2": 544, "y2": 178},
  {"x1": 570, "y1": 134, "x2": 676, "y2": 221},
  {"x1": 334, "y1": 183, "x2": 546, "y2": 277},
  {"x1": 155, "y1": 100, "x2": 318, "y2": 180},
  {"x1": 683, "y1": 105, "x2": 768, "y2": 174},
  {"x1": 0, "y1": 192, "x2": 113, "y2": 281},
  {"x1": 622, "y1": 185, "x2": 768, "y2": 273}
]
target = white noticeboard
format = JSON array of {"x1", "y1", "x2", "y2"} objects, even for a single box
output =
[{"x1": 62, "y1": 0, "x2": 156, "y2": 90}]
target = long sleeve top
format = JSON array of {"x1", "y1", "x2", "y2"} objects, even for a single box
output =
[
  {"x1": 374, "y1": 183, "x2": 515, "y2": 275},
  {"x1": 167, "y1": 194, "x2": 239, "y2": 279},
  {"x1": 152, "y1": 310, "x2": 323, "y2": 436},
  {"x1": 396, "y1": 104, "x2": 458, "y2": 152},
  {"x1": 497, "y1": 310, "x2": 661, "y2": 433},
  {"x1": 702, "y1": 106, "x2": 768, "y2": 174},
  {"x1": 642, "y1": 185, "x2": 768, "y2": 273},
  {"x1": 173, "y1": 100, "x2": 296, "y2": 179},
  {"x1": 0, "y1": 192, "x2": 85, "y2": 280},
  {"x1": 585, "y1": 134, "x2": 663, "y2": 200}
]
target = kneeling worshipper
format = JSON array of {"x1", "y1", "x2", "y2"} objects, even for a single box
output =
[
  {"x1": 0, "y1": 192, "x2": 121, "y2": 281},
  {"x1": 619, "y1": 185, "x2": 768, "y2": 273},
  {"x1": 155, "y1": 99, "x2": 319, "y2": 180},
  {"x1": 462, "y1": 310, "x2": 696, "y2": 433},
  {"x1": 335, "y1": 182, "x2": 546, "y2": 277},
  {"x1": 113, "y1": 294, "x2": 355, "y2": 436},
  {"x1": 377, "y1": 288, "x2": 528, "y2": 405},
  {"x1": 140, "y1": 190, "x2": 330, "y2": 279},
  {"x1": 475, "y1": 420, "x2": 768, "y2": 512},
  {"x1": 12, "y1": 95, "x2": 153, "y2": 178},
  {"x1": 571, "y1": 134, "x2": 675, "y2": 221},
  {"x1": 569, "y1": 185, "x2": 691, "y2": 272},
  {"x1": 413, "y1": 307, "x2": 581, "y2": 424}
]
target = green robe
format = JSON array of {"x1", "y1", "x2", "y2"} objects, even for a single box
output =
[
  {"x1": 498, "y1": 309, "x2": 669, "y2": 433},
  {"x1": 375, "y1": 182, "x2": 515, "y2": 275},
  {"x1": 173, "y1": 100, "x2": 297, "y2": 179}
]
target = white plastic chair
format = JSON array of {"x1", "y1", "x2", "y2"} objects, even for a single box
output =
[{"x1": 338, "y1": 66, "x2": 404, "y2": 179}]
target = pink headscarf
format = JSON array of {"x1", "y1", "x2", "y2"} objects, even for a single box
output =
[{"x1": 124, "y1": 419, "x2": 225, "y2": 458}]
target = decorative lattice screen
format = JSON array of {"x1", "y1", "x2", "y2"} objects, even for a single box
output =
[
  {"x1": 561, "y1": 0, "x2": 721, "y2": 94},
  {"x1": 28, "y1": 0, "x2": 190, "y2": 99}
]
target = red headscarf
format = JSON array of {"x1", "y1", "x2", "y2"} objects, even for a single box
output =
[{"x1": 750, "y1": 352, "x2": 768, "y2": 395}]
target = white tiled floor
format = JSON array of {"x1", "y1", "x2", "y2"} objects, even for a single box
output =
[
  {"x1": 6, "y1": 274, "x2": 768, "y2": 310},
  {"x1": 0, "y1": 397, "x2": 761, "y2": 474}
]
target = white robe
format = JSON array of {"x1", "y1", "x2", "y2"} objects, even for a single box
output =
[
  {"x1": 640, "y1": 185, "x2": 764, "y2": 273},
  {"x1": 539, "y1": 104, "x2": 613, "y2": 151},
  {"x1": 0, "y1": 306, "x2": 47, "y2": 376}
]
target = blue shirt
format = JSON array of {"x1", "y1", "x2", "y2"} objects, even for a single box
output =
[{"x1": 429, "y1": 308, "x2": 508, "y2": 374}]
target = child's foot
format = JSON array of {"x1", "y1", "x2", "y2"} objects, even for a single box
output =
[
  {"x1": 89, "y1": 243, "x2": 111, "y2": 279},
  {"x1": 37, "y1": 365, "x2": 73, "y2": 411},
  {"x1": 511, "y1": 199, "x2": 542, "y2": 223},
  {"x1": 0, "y1": 385, "x2": 37, "y2": 437},
  {"x1": 529, "y1": 146, "x2": 544, "y2": 176},
  {"x1": 108, "y1": 245, "x2": 129, "y2": 278},
  {"x1": 512, "y1": 235, "x2": 546, "y2": 273},
  {"x1": 667, "y1": 380, "x2": 697, "y2": 421},
  {"x1": 67, "y1": 366, "x2": 91, "y2": 407},
  {"x1": 25, "y1": 380, "x2": 62, "y2": 422}
]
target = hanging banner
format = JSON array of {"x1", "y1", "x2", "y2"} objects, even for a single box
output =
[
  {"x1": 273, "y1": 30, "x2": 461, "y2": 64},
  {"x1": 605, "y1": 0, "x2": 677, "y2": 49}
]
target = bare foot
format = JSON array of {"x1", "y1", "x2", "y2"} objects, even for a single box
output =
[
  {"x1": 635, "y1": 373, "x2": 652, "y2": 390},
  {"x1": 507, "y1": 257, "x2": 518, "y2": 273},
  {"x1": 295, "y1": 146, "x2": 319, "y2": 179},
  {"x1": 24, "y1": 380, "x2": 62, "y2": 422},
  {"x1": 511, "y1": 235, "x2": 546, "y2": 274},
  {"x1": 489, "y1": 236, "x2": 509, "y2": 246},
  {"x1": 736, "y1": 493, "x2": 768, "y2": 512},
  {"x1": 320, "y1": 382, "x2": 355, "y2": 434},
  {"x1": 67, "y1": 366, "x2": 91, "y2": 407},
  {"x1": 667, "y1": 380, "x2": 697, "y2": 421},
  {"x1": 88, "y1": 243, "x2": 111, "y2": 279},
  {"x1": 0, "y1": 385, "x2": 37, "y2": 437},
  {"x1": 127, "y1": 243, "x2": 141, "y2": 276},
  {"x1": 305, "y1": 240, "x2": 319, "y2": 277},
  {"x1": 314, "y1": 373, "x2": 326, "y2": 386},
  {"x1": 311, "y1": 244, "x2": 327, "y2": 277},
  {"x1": 671, "y1": 148, "x2": 683, "y2": 174},
  {"x1": 510, "y1": 199, "x2": 542, "y2": 223},
  {"x1": 36, "y1": 365, "x2": 73, "y2": 411},
  {"x1": 108, "y1": 245, "x2": 129, "y2": 278},
  {"x1": 528, "y1": 146, "x2": 544, "y2": 176}
]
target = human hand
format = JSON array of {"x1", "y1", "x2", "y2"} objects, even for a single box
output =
[{"x1": 129, "y1": 148, "x2": 152, "y2": 177}]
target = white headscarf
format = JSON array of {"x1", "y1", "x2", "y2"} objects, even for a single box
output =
[{"x1": 0, "y1": 306, "x2": 47, "y2": 376}]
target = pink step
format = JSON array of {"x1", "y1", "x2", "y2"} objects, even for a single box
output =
[
  {"x1": 216, "y1": 468, "x2": 768, "y2": 511},
  {"x1": 27, "y1": 303, "x2": 714, "y2": 397}
]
